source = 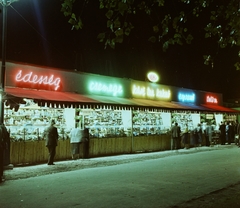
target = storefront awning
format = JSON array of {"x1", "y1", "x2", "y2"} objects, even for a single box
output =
[
  {"x1": 84, "y1": 95, "x2": 213, "y2": 111},
  {"x1": 5, "y1": 87, "x2": 239, "y2": 113},
  {"x1": 85, "y1": 95, "x2": 239, "y2": 112},
  {"x1": 5, "y1": 87, "x2": 98, "y2": 108},
  {"x1": 201, "y1": 104, "x2": 239, "y2": 113}
]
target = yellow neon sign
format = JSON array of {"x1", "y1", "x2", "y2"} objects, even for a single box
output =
[{"x1": 132, "y1": 84, "x2": 171, "y2": 100}]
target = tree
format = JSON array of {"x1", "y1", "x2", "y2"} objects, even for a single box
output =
[{"x1": 61, "y1": 0, "x2": 240, "y2": 69}]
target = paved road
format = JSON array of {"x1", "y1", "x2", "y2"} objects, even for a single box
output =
[{"x1": 1, "y1": 145, "x2": 240, "y2": 208}]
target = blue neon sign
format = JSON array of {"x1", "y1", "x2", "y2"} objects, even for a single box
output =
[{"x1": 178, "y1": 92, "x2": 195, "y2": 103}]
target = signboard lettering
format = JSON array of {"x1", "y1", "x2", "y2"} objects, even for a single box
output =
[
  {"x1": 15, "y1": 70, "x2": 61, "y2": 90},
  {"x1": 132, "y1": 84, "x2": 171, "y2": 100},
  {"x1": 178, "y1": 92, "x2": 195, "y2": 103},
  {"x1": 89, "y1": 81, "x2": 123, "y2": 96},
  {"x1": 206, "y1": 95, "x2": 218, "y2": 104}
]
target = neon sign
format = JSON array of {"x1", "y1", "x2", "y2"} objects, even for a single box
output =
[
  {"x1": 89, "y1": 81, "x2": 123, "y2": 96},
  {"x1": 132, "y1": 84, "x2": 171, "y2": 100},
  {"x1": 206, "y1": 95, "x2": 218, "y2": 104},
  {"x1": 132, "y1": 85, "x2": 146, "y2": 97},
  {"x1": 147, "y1": 87, "x2": 155, "y2": 97},
  {"x1": 178, "y1": 92, "x2": 195, "y2": 103},
  {"x1": 15, "y1": 70, "x2": 61, "y2": 90},
  {"x1": 156, "y1": 89, "x2": 171, "y2": 99}
]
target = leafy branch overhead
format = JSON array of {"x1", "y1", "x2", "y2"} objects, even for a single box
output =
[{"x1": 61, "y1": 0, "x2": 240, "y2": 69}]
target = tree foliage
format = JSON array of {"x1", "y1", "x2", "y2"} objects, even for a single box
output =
[{"x1": 61, "y1": 0, "x2": 240, "y2": 69}]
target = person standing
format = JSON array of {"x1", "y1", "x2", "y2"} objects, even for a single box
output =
[
  {"x1": 82, "y1": 128, "x2": 90, "y2": 158},
  {"x1": 0, "y1": 123, "x2": 9, "y2": 183},
  {"x1": 234, "y1": 121, "x2": 239, "y2": 146},
  {"x1": 171, "y1": 123, "x2": 181, "y2": 150},
  {"x1": 234, "y1": 121, "x2": 240, "y2": 147},
  {"x1": 228, "y1": 122, "x2": 234, "y2": 144},
  {"x1": 181, "y1": 124, "x2": 189, "y2": 149},
  {"x1": 225, "y1": 122, "x2": 230, "y2": 144},
  {"x1": 219, "y1": 121, "x2": 226, "y2": 145},
  {"x1": 69, "y1": 124, "x2": 83, "y2": 160},
  {"x1": 196, "y1": 123, "x2": 203, "y2": 147},
  {"x1": 190, "y1": 128, "x2": 197, "y2": 148},
  {"x1": 205, "y1": 123, "x2": 214, "y2": 146},
  {"x1": 43, "y1": 120, "x2": 58, "y2": 165}
]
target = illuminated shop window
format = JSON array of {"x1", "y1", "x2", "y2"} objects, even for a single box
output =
[
  {"x1": 4, "y1": 99, "x2": 69, "y2": 141},
  {"x1": 132, "y1": 110, "x2": 171, "y2": 136},
  {"x1": 80, "y1": 109, "x2": 132, "y2": 138}
]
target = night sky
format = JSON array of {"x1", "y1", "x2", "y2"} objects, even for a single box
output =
[{"x1": 0, "y1": 0, "x2": 239, "y2": 100}]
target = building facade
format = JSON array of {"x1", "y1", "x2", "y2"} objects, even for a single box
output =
[{"x1": 3, "y1": 62, "x2": 238, "y2": 165}]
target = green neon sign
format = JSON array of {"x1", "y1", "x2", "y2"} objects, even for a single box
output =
[{"x1": 89, "y1": 81, "x2": 123, "y2": 96}]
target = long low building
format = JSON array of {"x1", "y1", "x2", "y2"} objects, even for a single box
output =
[{"x1": 2, "y1": 61, "x2": 239, "y2": 165}]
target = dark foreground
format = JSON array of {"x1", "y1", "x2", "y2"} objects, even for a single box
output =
[
  {"x1": 173, "y1": 182, "x2": 240, "y2": 208},
  {"x1": 2, "y1": 145, "x2": 240, "y2": 208}
]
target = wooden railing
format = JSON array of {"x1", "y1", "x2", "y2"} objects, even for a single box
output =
[{"x1": 9, "y1": 134, "x2": 172, "y2": 165}]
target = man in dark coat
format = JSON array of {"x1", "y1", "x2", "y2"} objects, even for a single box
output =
[
  {"x1": 219, "y1": 121, "x2": 226, "y2": 145},
  {"x1": 43, "y1": 120, "x2": 58, "y2": 165},
  {"x1": 0, "y1": 123, "x2": 9, "y2": 183},
  {"x1": 171, "y1": 123, "x2": 181, "y2": 150}
]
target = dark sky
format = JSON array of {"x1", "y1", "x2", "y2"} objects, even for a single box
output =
[{"x1": 0, "y1": 0, "x2": 239, "y2": 100}]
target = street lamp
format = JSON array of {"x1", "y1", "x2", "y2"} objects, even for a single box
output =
[{"x1": 0, "y1": 0, "x2": 16, "y2": 123}]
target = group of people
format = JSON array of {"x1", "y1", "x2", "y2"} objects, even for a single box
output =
[
  {"x1": 1, "y1": 119, "x2": 240, "y2": 183},
  {"x1": 42, "y1": 120, "x2": 89, "y2": 166},
  {"x1": 219, "y1": 121, "x2": 240, "y2": 146},
  {"x1": 68, "y1": 124, "x2": 89, "y2": 160},
  {"x1": 171, "y1": 122, "x2": 206, "y2": 150},
  {"x1": 1, "y1": 119, "x2": 90, "y2": 184},
  {"x1": 171, "y1": 122, "x2": 212, "y2": 150},
  {"x1": 171, "y1": 120, "x2": 240, "y2": 150}
]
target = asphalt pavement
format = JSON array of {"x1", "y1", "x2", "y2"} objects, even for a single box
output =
[{"x1": 1, "y1": 144, "x2": 240, "y2": 208}]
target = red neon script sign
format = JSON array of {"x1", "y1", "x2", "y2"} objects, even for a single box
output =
[
  {"x1": 15, "y1": 70, "x2": 61, "y2": 90},
  {"x1": 206, "y1": 95, "x2": 218, "y2": 104}
]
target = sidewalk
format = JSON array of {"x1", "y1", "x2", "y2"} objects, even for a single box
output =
[
  {"x1": 2, "y1": 144, "x2": 240, "y2": 208},
  {"x1": 4, "y1": 144, "x2": 235, "y2": 181}
]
